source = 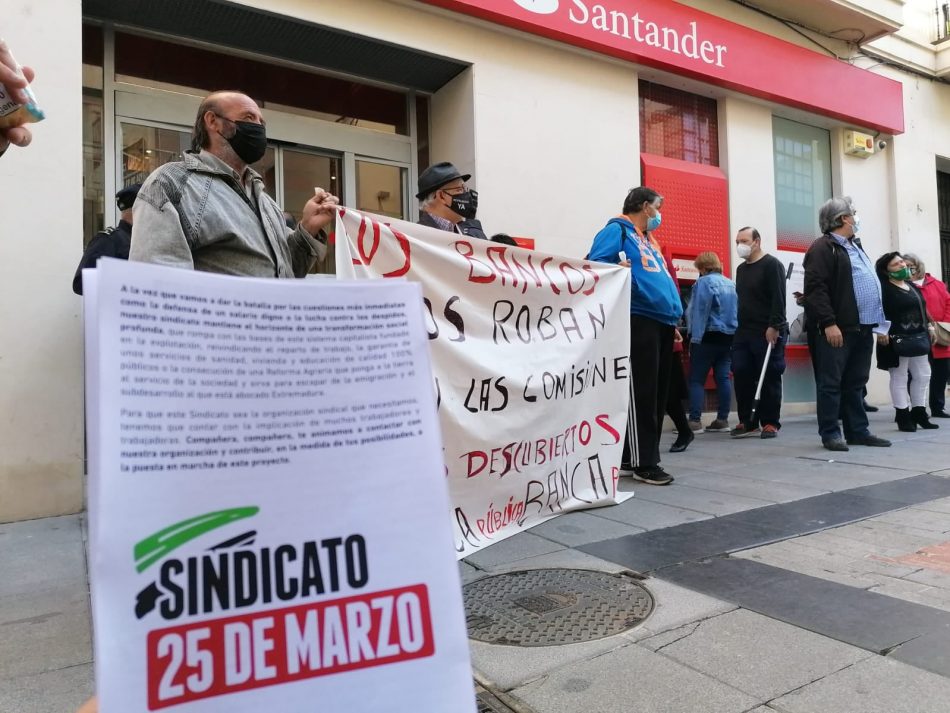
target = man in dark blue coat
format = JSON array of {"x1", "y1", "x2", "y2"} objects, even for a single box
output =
[{"x1": 73, "y1": 184, "x2": 141, "y2": 295}]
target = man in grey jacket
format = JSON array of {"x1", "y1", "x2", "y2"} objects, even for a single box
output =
[{"x1": 129, "y1": 91, "x2": 338, "y2": 278}]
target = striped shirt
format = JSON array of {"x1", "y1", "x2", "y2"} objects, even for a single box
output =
[{"x1": 829, "y1": 232, "x2": 890, "y2": 335}]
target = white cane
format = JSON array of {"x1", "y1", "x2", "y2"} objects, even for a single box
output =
[{"x1": 749, "y1": 340, "x2": 774, "y2": 428}]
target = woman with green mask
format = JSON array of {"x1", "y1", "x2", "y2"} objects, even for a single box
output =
[{"x1": 874, "y1": 251, "x2": 939, "y2": 431}]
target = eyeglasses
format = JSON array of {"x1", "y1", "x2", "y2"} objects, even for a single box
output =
[
  {"x1": 214, "y1": 112, "x2": 266, "y2": 127},
  {"x1": 440, "y1": 185, "x2": 466, "y2": 195}
]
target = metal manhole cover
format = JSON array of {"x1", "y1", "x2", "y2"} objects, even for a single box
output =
[{"x1": 464, "y1": 568, "x2": 654, "y2": 646}]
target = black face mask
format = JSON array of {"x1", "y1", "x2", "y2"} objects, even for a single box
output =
[
  {"x1": 217, "y1": 116, "x2": 267, "y2": 164},
  {"x1": 448, "y1": 189, "x2": 478, "y2": 220}
]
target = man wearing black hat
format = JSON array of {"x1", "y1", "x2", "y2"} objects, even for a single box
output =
[
  {"x1": 416, "y1": 161, "x2": 488, "y2": 240},
  {"x1": 72, "y1": 184, "x2": 141, "y2": 295}
]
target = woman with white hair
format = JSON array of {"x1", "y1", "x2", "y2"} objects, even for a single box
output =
[{"x1": 903, "y1": 253, "x2": 950, "y2": 418}]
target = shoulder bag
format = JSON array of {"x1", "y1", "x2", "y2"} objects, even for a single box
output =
[{"x1": 891, "y1": 286, "x2": 933, "y2": 358}]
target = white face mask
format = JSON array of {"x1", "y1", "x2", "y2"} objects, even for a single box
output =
[{"x1": 736, "y1": 243, "x2": 753, "y2": 260}]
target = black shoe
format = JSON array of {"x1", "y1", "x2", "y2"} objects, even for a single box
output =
[
  {"x1": 931, "y1": 409, "x2": 950, "y2": 419},
  {"x1": 863, "y1": 401, "x2": 879, "y2": 412},
  {"x1": 822, "y1": 438, "x2": 849, "y2": 452},
  {"x1": 632, "y1": 466, "x2": 674, "y2": 485},
  {"x1": 669, "y1": 431, "x2": 694, "y2": 453},
  {"x1": 847, "y1": 434, "x2": 892, "y2": 447},
  {"x1": 895, "y1": 407, "x2": 917, "y2": 433},
  {"x1": 911, "y1": 406, "x2": 940, "y2": 430}
]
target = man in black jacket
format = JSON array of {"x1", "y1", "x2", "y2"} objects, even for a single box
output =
[
  {"x1": 72, "y1": 184, "x2": 140, "y2": 295},
  {"x1": 803, "y1": 196, "x2": 891, "y2": 451},
  {"x1": 416, "y1": 162, "x2": 488, "y2": 240}
]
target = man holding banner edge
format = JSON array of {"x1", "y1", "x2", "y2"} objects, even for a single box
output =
[{"x1": 588, "y1": 187, "x2": 683, "y2": 485}]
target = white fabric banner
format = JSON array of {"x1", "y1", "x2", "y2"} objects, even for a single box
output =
[{"x1": 335, "y1": 210, "x2": 631, "y2": 558}]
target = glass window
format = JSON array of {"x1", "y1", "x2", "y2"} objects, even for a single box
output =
[
  {"x1": 280, "y1": 149, "x2": 341, "y2": 276},
  {"x1": 416, "y1": 95, "x2": 430, "y2": 174},
  {"x1": 82, "y1": 24, "x2": 105, "y2": 244},
  {"x1": 120, "y1": 123, "x2": 191, "y2": 186},
  {"x1": 772, "y1": 117, "x2": 832, "y2": 252},
  {"x1": 83, "y1": 95, "x2": 105, "y2": 244},
  {"x1": 282, "y1": 149, "x2": 341, "y2": 223},
  {"x1": 639, "y1": 80, "x2": 719, "y2": 166},
  {"x1": 356, "y1": 161, "x2": 406, "y2": 221}
]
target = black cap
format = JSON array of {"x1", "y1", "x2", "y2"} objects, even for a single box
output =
[
  {"x1": 416, "y1": 162, "x2": 471, "y2": 199},
  {"x1": 116, "y1": 183, "x2": 142, "y2": 211}
]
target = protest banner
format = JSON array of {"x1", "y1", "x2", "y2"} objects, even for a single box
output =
[
  {"x1": 334, "y1": 210, "x2": 631, "y2": 558},
  {"x1": 84, "y1": 259, "x2": 474, "y2": 712}
]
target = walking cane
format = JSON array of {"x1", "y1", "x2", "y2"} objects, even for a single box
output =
[{"x1": 749, "y1": 340, "x2": 774, "y2": 428}]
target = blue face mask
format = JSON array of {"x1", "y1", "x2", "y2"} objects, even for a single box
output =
[{"x1": 646, "y1": 210, "x2": 662, "y2": 232}]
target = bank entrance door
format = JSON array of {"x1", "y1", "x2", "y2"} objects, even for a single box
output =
[{"x1": 114, "y1": 90, "x2": 413, "y2": 274}]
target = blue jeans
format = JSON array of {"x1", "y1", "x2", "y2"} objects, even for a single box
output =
[
  {"x1": 811, "y1": 326, "x2": 873, "y2": 441},
  {"x1": 688, "y1": 341, "x2": 732, "y2": 420}
]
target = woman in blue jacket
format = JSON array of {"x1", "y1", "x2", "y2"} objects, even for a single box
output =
[{"x1": 686, "y1": 252, "x2": 738, "y2": 433}]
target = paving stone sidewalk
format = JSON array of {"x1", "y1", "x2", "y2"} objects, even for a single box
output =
[{"x1": 3, "y1": 411, "x2": 950, "y2": 712}]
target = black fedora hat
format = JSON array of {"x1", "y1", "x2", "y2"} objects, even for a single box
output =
[{"x1": 416, "y1": 162, "x2": 471, "y2": 199}]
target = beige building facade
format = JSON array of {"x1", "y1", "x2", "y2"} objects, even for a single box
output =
[{"x1": 2, "y1": 0, "x2": 949, "y2": 522}]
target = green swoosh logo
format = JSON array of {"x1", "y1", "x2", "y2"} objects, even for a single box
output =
[{"x1": 133, "y1": 507, "x2": 259, "y2": 573}]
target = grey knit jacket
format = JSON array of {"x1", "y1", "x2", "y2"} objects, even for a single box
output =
[{"x1": 129, "y1": 150, "x2": 326, "y2": 278}]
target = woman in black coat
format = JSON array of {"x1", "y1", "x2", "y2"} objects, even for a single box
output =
[{"x1": 875, "y1": 252, "x2": 939, "y2": 431}]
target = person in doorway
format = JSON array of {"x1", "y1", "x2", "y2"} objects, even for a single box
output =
[
  {"x1": 416, "y1": 162, "x2": 488, "y2": 240},
  {"x1": 129, "y1": 91, "x2": 337, "y2": 277},
  {"x1": 903, "y1": 253, "x2": 950, "y2": 418},
  {"x1": 686, "y1": 251, "x2": 737, "y2": 434},
  {"x1": 875, "y1": 252, "x2": 939, "y2": 431},
  {"x1": 730, "y1": 227, "x2": 787, "y2": 439},
  {"x1": 72, "y1": 184, "x2": 141, "y2": 295},
  {"x1": 803, "y1": 196, "x2": 891, "y2": 451},
  {"x1": 73, "y1": 183, "x2": 142, "y2": 295},
  {"x1": 587, "y1": 187, "x2": 682, "y2": 485}
]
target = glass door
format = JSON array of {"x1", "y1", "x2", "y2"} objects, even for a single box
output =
[
  {"x1": 355, "y1": 159, "x2": 408, "y2": 220},
  {"x1": 280, "y1": 148, "x2": 342, "y2": 275},
  {"x1": 119, "y1": 120, "x2": 190, "y2": 187}
]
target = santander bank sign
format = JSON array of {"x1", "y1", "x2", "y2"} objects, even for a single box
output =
[
  {"x1": 419, "y1": 0, "x2": 904, "y2": 135},
  {"x1": 516, "y1": 0, "x2": 727, "y2": 67}
]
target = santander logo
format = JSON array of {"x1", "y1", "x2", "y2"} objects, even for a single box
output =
[
  {"x1": 513, "y1": 0, "x2": 559, "y2": 13},
  {"x1": 512, "y1": 0, "x2": 728, "y2": 68}
]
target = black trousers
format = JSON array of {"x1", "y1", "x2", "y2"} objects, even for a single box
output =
[
  {"x1": 732, "y1": 334, "x2": 786, "y2": 429},
  {"x1": 810, "y1": 326, "x2": 873, "y2": 441},
  {"x1": 623, "y1": 316, "x2": 674, "y2": 469},
  {"x1": 666, "y1": 350, "x2": 690, "y2": 435},
  {"x1": 930, "y1": 355, "x2": 949, "y2": 414}
]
